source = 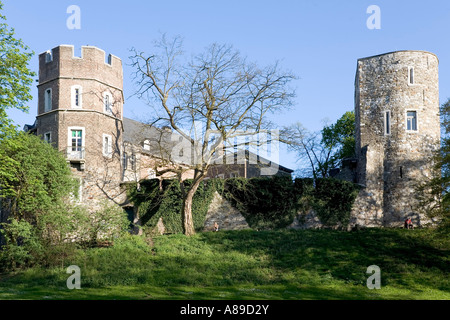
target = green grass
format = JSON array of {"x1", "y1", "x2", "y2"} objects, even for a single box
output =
[{"x1": 0, "y1": 228, "x2": 449, "y2": 300}]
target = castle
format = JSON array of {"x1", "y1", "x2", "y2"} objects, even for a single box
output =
[
  {"x1": 23, "y1": 46, "x2": 441, "y2": 229},
  {"x1": 22, "y1": 45, "x2": 292, "y2": 224}
]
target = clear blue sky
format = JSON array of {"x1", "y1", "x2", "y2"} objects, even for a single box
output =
[{"x1": 4, "y1": 0, "x2": 450, "y2": 173}]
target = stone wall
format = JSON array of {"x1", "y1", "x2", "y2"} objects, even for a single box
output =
[{"x1": 203, "y1": 191, "x2": 250, "y2": 231}]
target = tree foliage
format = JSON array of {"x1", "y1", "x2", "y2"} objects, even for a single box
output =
[
  {"x1": 0, "y1": 0, "x2": 35, "y2": 137},
  {"x1": 283, "y1": 111, "x2": 355, "y2": 179}
]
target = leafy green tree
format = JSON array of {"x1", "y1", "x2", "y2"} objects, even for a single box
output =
[
  {"x1": 321, "y1": 111, "x2": 356, "y2": 167},
  {"x1": 284, "y1": 111, "x2": 355, "y2": 179},
  {"x1": 0, "y1": 132, "x2": 78, "y2": 223},
  {"x1": 0, "y1": 0, "x2": 36, "y2": 138}
]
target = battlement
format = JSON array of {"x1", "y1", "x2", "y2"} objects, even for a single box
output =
[{"x1": 38, "y1": 45, "x2": 123, "y2": 90}]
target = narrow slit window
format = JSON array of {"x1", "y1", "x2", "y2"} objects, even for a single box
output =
[
  {"x1": 44, "y1": 89, "x2": 52, "y2": 112},
  {"x1": 75, "y1": 88, "x2": 79, "y2": 107},
  {"x1": 409, "y1": 67, "x2": 414, "y2": 85},
  {"x1": 384, "y1": 111, "x2": 391, "y2": 135}
]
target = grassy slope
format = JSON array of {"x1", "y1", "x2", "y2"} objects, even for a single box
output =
[{"x1": 0, "y1": 228, "x2": 449, "y2": 300}]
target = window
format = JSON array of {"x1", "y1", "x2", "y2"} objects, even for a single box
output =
[
  {"x1": 103, "y1": 134, "x2": 113, "y2": 157},
  {"x1": 67, "y1": 127, "x2": 85, "y2": 160},
  {"x1": 123, "y1": 152, "x2": 128, "y2": 170},
  {"x1": 104, "y1": 92, "x2": 113, "y2": 114},
  {"x1": 143, "y1": 139, "x2": 151, "y2": 151},
  {"x1": 71, "y1": 130, "x2": 83, "y2": 152},
  {"x1": 406, "y1": 111, "x2": 418, "y2": 131},
  {"x1": 71, "y1": 86, "x2": 82, "y2": 108},
  {"x1": 44, "y1": 88, "x2": 52, "y2": 112},
  {"x1": 130, "y1": 154, "x2": 136, "y2": 171},
  {"x1": 408, "y1": 67, "x2": 414, "y2": 85},
  {"x1": 384, "y1": 111, "x2": 391, "y2": 135},
  {"x1": 44, "y1": 132, "x2": 51, "y2": 143},
  {"x1": 45, "y1": 50, "x2": 52, "y2": 63}
]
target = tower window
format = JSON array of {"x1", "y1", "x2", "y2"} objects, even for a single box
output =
[
  {"x1": 71, "y1": 130, "x2": 83, "y2": 152},
  {"x1": 44, "y1": 88, "x2": 52, "y2": 112},
  {"x1": 384, "y1": 111, "x2": 391, "y2": 135},
  {"x1": 45, "y1": 50, "x2": 52, "y2": 63},
  {"x1": 44, "y1": 132, "x2": 51, "y2": 143},
  {"x1": 104, "y1": 93, "x2": 113, "y2": 115},
  {"x1": 406, "y1": 111, "x2": 417, "y2": 131},
  {"x1": 103, "y1": 134, "x2": 113, "y2": 157},
  {"x1": 408, "y1": 67, "x2": 414, "y2": 85},
  {"x1": 71, "y1": 85, "x2": 82, "y2": 108}
]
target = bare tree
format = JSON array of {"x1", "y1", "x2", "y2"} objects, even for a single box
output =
[
  {"x1": 281, "y1": 122, "x2": 334, "y2": 180},
  {"x1": 130, "y1": 34, "x2": 296, "y2": 236}
]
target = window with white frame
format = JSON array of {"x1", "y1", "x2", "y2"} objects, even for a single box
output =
[
  {"x1": 70, "y1": 129, "x2": 83, "y2": 151},
  {"x1": 103, "y1": 134, "x2": 113, "y2": 157},
  {"x1": 44, "y1": 88, "x2": 52, "y2": 112},
  {"x1": 71, "y1": 85, "x2": 82, "y2": 108},
  {"x1": 67, "y1": 127, "x2": 85, "y2": 160},
  {"x1": 406, "y1": 111, "x2": 418, "y2": 131},
  {"x1": 44, "y1": 132, "x2": 51, "y2": 143},
  {"x1": 103, "y1": 92, "x2": 113, "y2": 115},
  {"x1": 384, "y1": 111, "x2": 391, "y2": 135}
]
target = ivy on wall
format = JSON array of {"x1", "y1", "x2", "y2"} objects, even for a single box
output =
[{"x1": 127, "y1": 176, "x2": 360, "y2": 234}]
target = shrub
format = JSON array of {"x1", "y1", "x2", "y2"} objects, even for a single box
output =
[
  {"x1": 223, "y1": 176, "x2": 300, "y2": 230},
  {"x1": 0, "y1": 218, "x2": 43, "y2": 271},
  {"x1": 311, "y1": 178, "x2": 360, "y2": 228}
]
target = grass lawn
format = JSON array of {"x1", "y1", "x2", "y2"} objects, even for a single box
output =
[{"x1": 0, "y1": 228, "x2": 449, "y2": 300}]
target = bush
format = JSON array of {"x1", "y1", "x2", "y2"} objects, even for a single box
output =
[
  {"x1": 224, "y1": 176, "x2": 300, "y2": 230},
  {"x1": 0, "y1": 218, "x2": 43, "y2": 271},
  {"x1": 311, "y1": 178, "x2": 360, "y2": 228}
]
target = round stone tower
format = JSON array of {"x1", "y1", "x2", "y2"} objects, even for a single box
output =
[
  {"x1": 36, "y1": 45, "x2": 125, "y2": 210},
  {"x1": 354, "y1": 50, "x2": 440, "y2": 227}
]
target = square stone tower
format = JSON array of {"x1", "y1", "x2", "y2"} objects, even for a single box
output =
[
  {"x1": 36, "y1": 45, "x2": 125, "y2": 210},
  {"x1": 353, "y1": 50, "x2": 440, "y2": 227}
]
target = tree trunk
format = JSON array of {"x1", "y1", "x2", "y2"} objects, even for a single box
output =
[{"x1": 182, "y1": 177, "x2": 203, "y2": 236}]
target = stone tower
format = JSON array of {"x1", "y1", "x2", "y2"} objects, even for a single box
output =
[
  {"x1": 36, "y1": 45, "x2": 125, "y2": 210},
  {"x1": 353, "y1": 50, "x2": 440, "y2": 227}
]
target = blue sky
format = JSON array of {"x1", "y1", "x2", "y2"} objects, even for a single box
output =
[{"x1": 4, "y1": 0, "x2": 450, "y2": 173}]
